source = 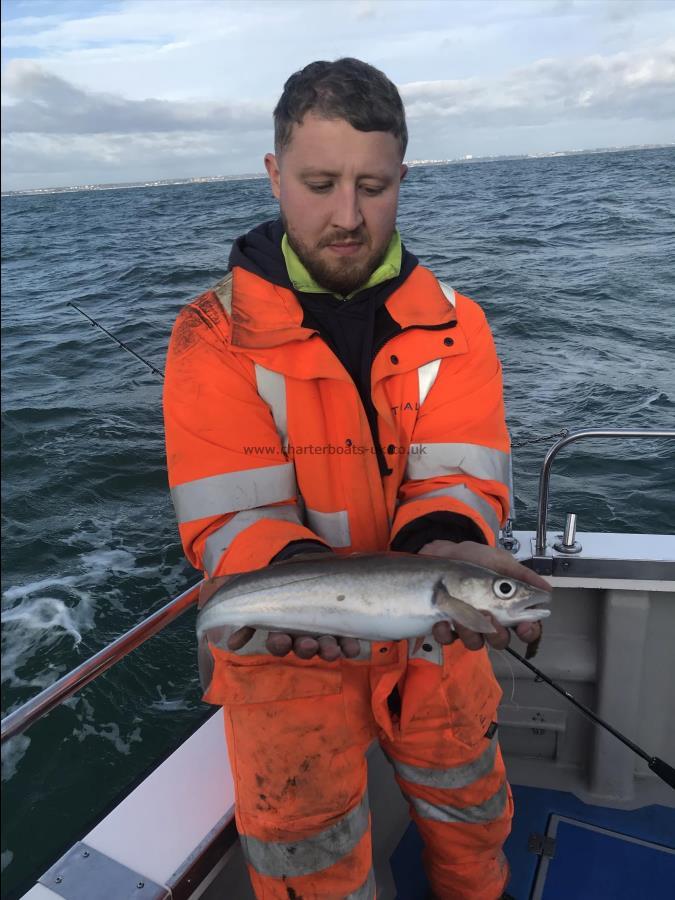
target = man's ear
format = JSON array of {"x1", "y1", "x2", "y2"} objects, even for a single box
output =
[
  {"x1": 400, "y1": 163, "x2": 409, "y2": 182},
  {"x1": 264, "y1": 153, "x2": 281, "y2": 199}
]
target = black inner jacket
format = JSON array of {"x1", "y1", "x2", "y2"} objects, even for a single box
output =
[{"x1": 228, "y1": 219, "x2": 485, "y2": 557}]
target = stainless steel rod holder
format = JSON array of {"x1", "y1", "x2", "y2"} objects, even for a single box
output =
[
  {"x1": 553, "y1": 512, "x2": 582, "y2": 554},
  {"x1": 563, "y1": 513, "x2": 577, "y2": 546}
]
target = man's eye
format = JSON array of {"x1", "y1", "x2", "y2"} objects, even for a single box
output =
[
  {"x1": 361, "y1": 186, "x2": 385, "y2": 196},
  {"x1": 307, "y1": 183, "x2": 332, "y2": 193}
]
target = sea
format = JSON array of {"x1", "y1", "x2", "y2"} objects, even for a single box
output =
[{"x1": 2, "y1": 147, "x2": 674, "y2": 898}]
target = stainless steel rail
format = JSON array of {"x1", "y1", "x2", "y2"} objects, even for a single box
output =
[
  {"x1": 535, "y1": 429, "x2": 675, "y2": 556},
  {"x1": 1, "y1": 581, "x2": 202, "y2": 745}
]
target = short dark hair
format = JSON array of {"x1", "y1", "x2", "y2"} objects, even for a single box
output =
[{"x1": 274, "y1": 58, "x2": 408, "y2": 159}]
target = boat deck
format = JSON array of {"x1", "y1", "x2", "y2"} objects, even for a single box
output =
[{"x1": 391, "y1": 784, "x2": 675, "y2": 899}]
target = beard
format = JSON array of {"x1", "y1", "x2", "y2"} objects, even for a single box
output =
[{"x1": 282, "y1": 214, "x2": 392, "y2": 296}]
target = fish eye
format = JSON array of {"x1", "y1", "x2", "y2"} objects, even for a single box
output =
[{"x1": 493, "y1": 579, "x2": 517, "y2": 599}]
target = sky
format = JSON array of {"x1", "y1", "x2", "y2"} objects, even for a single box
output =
[{"x1": 1, "y1": 0, "x2": 674, "y2": 191}]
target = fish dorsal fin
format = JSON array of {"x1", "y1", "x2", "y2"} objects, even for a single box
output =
[
  {"x1": 433, "y1": 582, "x2": 497, "y2": 634},
  {"x1": 199, "y1": 575, "x2": 232, "y2": 609}
]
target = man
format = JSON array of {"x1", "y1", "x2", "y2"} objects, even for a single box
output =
[{"x1": 163, "y1": 58, "x2": 548, "y2": 900}]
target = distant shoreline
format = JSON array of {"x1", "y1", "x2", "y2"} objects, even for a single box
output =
[{"x1": 2, "y1": 143, "x2": 672, "y2": 198}]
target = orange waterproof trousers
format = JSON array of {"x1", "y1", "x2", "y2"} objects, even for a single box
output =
[{"x1": 211, "y1": 637, "x2": 512, "y2": 899}]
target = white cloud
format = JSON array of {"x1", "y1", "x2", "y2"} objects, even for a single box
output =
[
  {"x1": 2, "y1": 0, "x2": 674, "y2": 189},
  {"x1": 2, "y1": 61, "x2": 270, "y2": 134},
  {"x1": 2, "y1": 129, "x2": 264, "y2": 190},
  {"x1": 401, "y1": 40, "x2": 675, "y2": 126}
]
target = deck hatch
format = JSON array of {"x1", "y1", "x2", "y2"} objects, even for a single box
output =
[
  {"x1": 530, "y1": 815, "x2": 675, "y2": 899},
  {"x1": 38, "y1": 841, "x2": 169, "y2": 900}
]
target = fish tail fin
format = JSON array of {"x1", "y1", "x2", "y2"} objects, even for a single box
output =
[
  {"x1": 197, "y1": 635, "x2": 215, "y2": 693},
  {"x1": 198, "y1": 575, "x2": 233, "y2": 609}
]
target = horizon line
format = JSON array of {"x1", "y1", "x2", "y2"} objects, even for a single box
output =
[{"x1": 3, "y1": 142, "x2": 673, "y2": 198}]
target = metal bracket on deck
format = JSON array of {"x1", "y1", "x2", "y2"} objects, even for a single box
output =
[
  {"x1": 39, "y1": 841, "x2": 169, "y2": 900},
  {"x1": 528, "y1": 833, "x2": 556, "y2": 858}
]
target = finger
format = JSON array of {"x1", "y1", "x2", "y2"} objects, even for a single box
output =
[
  {"x1": 266, "y1": 631, "x2": 293, "y2": 656},
  {"x1": 514, "y1": 621, "x2": 542, "y2": 644},
  {"x1": 317, "y1": 635, "x2": 341, "y2": 661},
  {"x1": 339, "y1": 637, "x2": 362, "y2": 658},
  {"x1": 514, "y1": 568, "x2": 551, "y2": 592},
  {"x1": 227, "y1": 626, "x2": 255, "y2": 651},
  {"x1": 481, "y1": 613, "x2": 510, "y2": 651},
  {"x1": 486, "y1": 553, "x2": 551, "y2": 592},
  {"x1": 432, "y1": 621, "x2": 455, "y2": 645},
  {"x1": 453, "y1": 621, "x2": 485, "y2": 651},
  {"x1": 476, "y1": 553, "x2": 551, "y2": 592},
  {"x1": 293, "y1": 635, "x2": 319, "y2": 659}
]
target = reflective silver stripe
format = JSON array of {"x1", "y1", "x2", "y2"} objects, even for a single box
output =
[
  {"x1": 407, "y1": 633, "x2": 443, "y2": 665},
  {"x1": 241, "y1": 791, "x2": 369, "y2": 878},
  {"x1": 213, "y1": 272, "x2": 233, "y2": 314},
  {"x1": 418, "y1": 359, "x2": 442, "y2": 407},
  {"x1": 407, "y1": 442, "x2": 510, "y2": 487},
  {"x1": 255, "y1": 364, "x2": 288, "y2": 449},
  {"x1": 346, "y1": 868, "x2": 376, "y2": 900},
  {"x1": 439, "y1": 280, "x2": 456, "y2": 307},
  {"x1": 401, "y1": 483, "x2": 500, "y2": 542},
  {"x1": 203, "y1": 505, "x2": 303, "y2": 575},
  {"x1": 306, "y1": 507, "x2": 352, "y2": 548},
  {"x1": 390, "y1": 733, "x2": 498, "y2": 789},
  {"x1": 172, "y1": 463, "x2": 296, "y2": 524},
  {"x1": 408, "y1": 782, "x2": 507, "y2": 825}
]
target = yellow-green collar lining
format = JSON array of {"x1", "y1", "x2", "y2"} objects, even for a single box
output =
[{"x1": 281, "y1": 230, "x2": 402, "y2": 300}]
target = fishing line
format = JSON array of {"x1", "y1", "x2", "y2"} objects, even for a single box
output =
[{"x1": 489, "y1": 645, "x2": 520, "y2": 709}]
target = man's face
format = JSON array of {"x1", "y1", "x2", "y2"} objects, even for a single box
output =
[{"x1": 265, "y1": 114, "x2": 407, "y2": 295}]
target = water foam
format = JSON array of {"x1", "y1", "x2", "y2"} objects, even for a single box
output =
[
  {"x1": 1, "y1": 735, "x2": 30, "y2": 783},
  {"x1": 72, "y1": 721, "x2": 142, "y2": 755},
  {"x1": 1, "y1": 572, "x2": 96, "y2": 694},
  {"x1": 151, "y1": 685, "x2": 192, "y2": 712}
]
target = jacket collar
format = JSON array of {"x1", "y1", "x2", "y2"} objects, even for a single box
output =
[
  {"x1": 229, "y1": 263, "x2": 457, "y2": 356},
  {"x1": 281, "y1": 231, "x2": 403, "y2": 299}
]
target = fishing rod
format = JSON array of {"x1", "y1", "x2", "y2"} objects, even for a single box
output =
[
  {"x1": 68, "y1": 301, "x2": 164, "y2": 379},
  {"x1": 505, "y1": 646, "x2": 675, "y2": 791}
]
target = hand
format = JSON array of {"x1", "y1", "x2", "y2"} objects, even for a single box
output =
[
  {"x1": 227, "y1": 627, "x2": 362, "y2": 660},
  {"x1": 419, "y1": 540, "x2": 551, "y2": 653}
]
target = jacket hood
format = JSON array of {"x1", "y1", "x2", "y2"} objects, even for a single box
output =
[{"x1": 228, "y1": 218, "x2": 292, "y2": 289}]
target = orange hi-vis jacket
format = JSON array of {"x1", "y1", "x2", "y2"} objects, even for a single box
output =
[
  {"x1": 164, "y1": 260, "x2": 514, "y2": 899},
  {"x1": 164, "y1": 264, "x2": 511, "y2": 579}
]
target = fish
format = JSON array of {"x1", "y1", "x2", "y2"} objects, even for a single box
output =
[{"x1": 196, "y1": 552, "x2": 551, "y2": 649}]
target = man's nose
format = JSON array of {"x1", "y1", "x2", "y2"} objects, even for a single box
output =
[{"x1": 331, "y1": 184, "x2": 364, "y2": 233}]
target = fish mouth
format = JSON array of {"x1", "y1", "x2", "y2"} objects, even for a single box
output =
[
  {"x1": 497, "y1": 584, "x2": 550, "y2": 611},
  {"x1": 505, "y1": 600, "x2": 551, "y2": 622},
  {"x1": 507, "y1": 607, "x2": 551, "y2": 623}
]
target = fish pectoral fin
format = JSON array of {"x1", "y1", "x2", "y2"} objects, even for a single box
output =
[{"x1": 433, "y1": 583, "x2": 497, "y2": 634}]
